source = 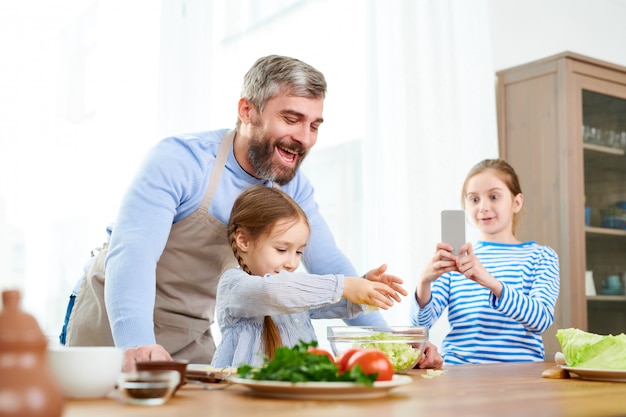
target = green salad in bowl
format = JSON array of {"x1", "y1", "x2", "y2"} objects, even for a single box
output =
[{"x1": 327, "y1": 326, "x2": 428, "y2": 373}]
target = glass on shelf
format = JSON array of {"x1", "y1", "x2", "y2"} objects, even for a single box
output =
[
  {"x1": 582, "y1": 125, "x2": 626, "y2": 150},
  {"x1": 600, "y1": 205, "x2": 626, "y2": 230},
  {"x1": 582, "y1": 90, "x2": 626, "y2": 151}
]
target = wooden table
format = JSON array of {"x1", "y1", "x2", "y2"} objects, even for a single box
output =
[{"x1": 63, "y1": 362, "x2": 626, "y2": 417}]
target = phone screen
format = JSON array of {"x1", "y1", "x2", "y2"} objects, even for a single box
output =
[{"x1": 441, "y1": 210, "x2": 466, "y2": 256}]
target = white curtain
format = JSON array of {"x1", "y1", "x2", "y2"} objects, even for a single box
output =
[
  {"x1": 0, "y1": 0, "x2": 162, "y2": 336},
  {"x1": 363, "y1": 0, "x2": 498, "y2": 343}
]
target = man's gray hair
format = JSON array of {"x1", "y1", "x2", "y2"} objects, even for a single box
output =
[{"x1": 237, "y1": 55, "x2": 327, "y2": 126}]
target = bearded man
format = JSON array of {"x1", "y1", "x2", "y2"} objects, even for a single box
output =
[{"x1": 63, "y1": 55, "x2": 443, "y2": 371}]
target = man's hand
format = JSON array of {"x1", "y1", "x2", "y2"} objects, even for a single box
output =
[{"x1": 122, "y1": 344, "x2": 172, "y2": 372}]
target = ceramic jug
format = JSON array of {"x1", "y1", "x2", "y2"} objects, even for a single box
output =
[{"x1": 0, "y1": 290, "x2": 64, "y2": 417}]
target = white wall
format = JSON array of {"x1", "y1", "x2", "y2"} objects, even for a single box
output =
[{"x1": 488, "y1": 0, "x2": 626, "y2": 71}]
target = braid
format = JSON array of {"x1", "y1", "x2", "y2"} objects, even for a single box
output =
[
  {"x1": 228, "y1": 223, "x2": 249, "y2": 273},
  {"x1": 229, "y1": 222, "x2": 275, "y2": 355},
  {"x1": 262, "y1": 316, "x2": 281, "y2": 360}
]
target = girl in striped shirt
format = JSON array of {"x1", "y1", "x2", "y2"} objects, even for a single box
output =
[{"x1": 410, "y1": 159, "x2": 560, "y2": 364}]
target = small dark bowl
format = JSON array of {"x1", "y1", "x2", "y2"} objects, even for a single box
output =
[
  {"x1": 117, "y1": 370, "x2": 179, "y2": 405},
  {"x1": 135, "y1": 360, "x2": 189, "y2": 392}
]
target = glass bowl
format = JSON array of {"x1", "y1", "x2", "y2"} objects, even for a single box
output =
[
  {"x1": 327, "y1": 326, "x2": 428, "y2": 373},
  {"x1": 117, "y1": 370, "x2": 180, "y2": 406}
]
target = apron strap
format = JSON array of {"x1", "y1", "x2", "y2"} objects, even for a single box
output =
[{"x1": 199, "y1": 129, "x2": 235, "y2": 210}]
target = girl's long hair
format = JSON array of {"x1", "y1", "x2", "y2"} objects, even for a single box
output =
[{"x1": 227, "y1": 185, "x2": 309, "y2": 359}]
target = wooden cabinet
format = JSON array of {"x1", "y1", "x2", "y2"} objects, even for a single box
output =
[{"x1": 496, "y1": 52, "x2": 626, "y2": 357}]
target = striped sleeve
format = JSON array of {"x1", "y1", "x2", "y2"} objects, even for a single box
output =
[{"x1": 489, "y1": 246, "x2": 560, "y2": 333}]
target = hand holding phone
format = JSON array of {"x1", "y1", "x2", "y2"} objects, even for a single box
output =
[{"x1": 441, "y1": 210, "x2": 466, "y2": 256}]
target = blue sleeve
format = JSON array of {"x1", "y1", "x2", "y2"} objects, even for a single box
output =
[{"x1": 104, "y1": 135, "x2": 215, "y2": 348}]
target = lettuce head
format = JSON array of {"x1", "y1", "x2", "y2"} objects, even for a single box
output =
[{"x1": 556, "y1": 328, "x2": 626, "y2": 369}]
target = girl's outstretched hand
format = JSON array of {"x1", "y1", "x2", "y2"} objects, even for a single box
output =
[
  {"x1": 363, "y1": 264, "x2": 408, "y2": 301},
  {"x1": 343, "y1": 277, "x2": 401, "y2": 310}
]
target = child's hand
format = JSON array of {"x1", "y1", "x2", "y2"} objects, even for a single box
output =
[
  {"x1": 363, "y1": 264, "x2": 408, "y2": 301},
  {"x1": 343, "y1": 277, "x2": 401, "y2": 310},
  {"x1": 422, "y1": 243, "x2": 459, "y2": 283},
  {"x1": 456, "y1": 243, "x2": 502, "y2": 296},
  {"x1": 415, "y1": 243, "x2": 460, "y2": 308},
  {"x1": 415, "y1": 341, "x2": 444, "y2": 369}
]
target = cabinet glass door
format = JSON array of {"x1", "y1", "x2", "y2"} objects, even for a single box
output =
[{"x1": 580, "y1": 85, "x2": 626, "y2": 335}]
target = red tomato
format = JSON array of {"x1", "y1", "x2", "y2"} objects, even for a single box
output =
[
  {"x1": 345, "y1": 349, "x2": 394, "y2": 381},
  {"x1": 307, "y1": 347, "x2": 335, "y2": 363},
  {"x1": 335, "y1": 348, "x2": 362, "y2": 372}
]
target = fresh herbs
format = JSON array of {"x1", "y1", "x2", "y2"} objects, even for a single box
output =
[{"x1": 237, "y1": 341, "x2": 378, "y2": 386}]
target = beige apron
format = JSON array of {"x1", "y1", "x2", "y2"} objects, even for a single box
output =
[{"x1": 66, "y1": 130, "x2": 238, "y2": 363}]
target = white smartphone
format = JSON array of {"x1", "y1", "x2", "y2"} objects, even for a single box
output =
[{"x1": 441, "y1": 210, "x2": 466, "y2": 256}]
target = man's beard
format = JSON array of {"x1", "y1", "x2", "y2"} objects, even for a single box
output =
[{"x1": 247, "y1": 132, "x2": 307, "y2": 185}]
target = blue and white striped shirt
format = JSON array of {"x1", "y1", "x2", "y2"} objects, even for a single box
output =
[{"x1": 410, "y1": 241, "x2": 560, "y2": 365}]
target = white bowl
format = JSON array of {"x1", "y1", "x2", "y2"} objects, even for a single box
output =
[{"x1": 48, "y1": 346, "x2": 124, "y2": 399}]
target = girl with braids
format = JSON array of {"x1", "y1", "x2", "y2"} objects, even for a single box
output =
[
  {"x1": 211, "y1": 185, "x2": 407, "y2": 367},
  {"x1": 410, "y1": 159, "x2": 560, "y2": 365}
]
